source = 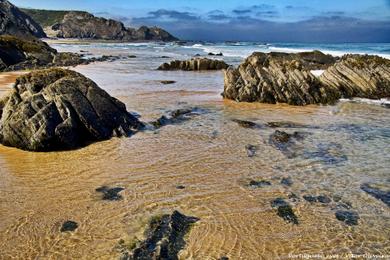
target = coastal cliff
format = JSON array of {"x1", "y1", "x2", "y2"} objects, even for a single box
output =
[
  {"x1": 22, "y1": 9, "x2": 178, "y2": 41},
  {"x1": 0, "y1": 0, "x2": 46, "y2": 38}
]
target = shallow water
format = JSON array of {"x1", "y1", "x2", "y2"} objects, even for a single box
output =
[{"x1": 0, "y1": 43, "x2": 389, "y2": 259}]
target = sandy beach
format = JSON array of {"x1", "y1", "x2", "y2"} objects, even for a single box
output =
[{"x1": 0, "y1": 42, "x2": 389, "y2": 259}]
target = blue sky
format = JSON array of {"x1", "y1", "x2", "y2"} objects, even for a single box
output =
[{"x1": 12, "y1": 0, "x2": 390, "y2": 42}]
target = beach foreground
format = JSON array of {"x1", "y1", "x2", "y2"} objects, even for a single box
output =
[{"x1": 0, "y1": 42, "x2": 389, "y2": 259}]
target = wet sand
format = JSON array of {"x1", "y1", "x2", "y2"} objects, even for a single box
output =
[{"x1": 0, "y1": 44, "x2": 389, "y2": 259}]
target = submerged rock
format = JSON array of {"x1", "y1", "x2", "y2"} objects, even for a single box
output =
[
  {"x1": 232, "y1": 119, "x2": 259, "y2": 128},
  {"x1": 223, "y1": 51, "x2": 339, "y2": 105},
  {"x1": 160, "y1": 80, "x2": 176, "y2": 85},
  {"x1": 246, "y1": 179, "x2": 271, "y2": 188},
  {"x1": 96, "y1": 186, "x2": 124, "y2": 201},
  {"x1": 361, "y1": 183, "x2": 390, "y2": 207},
  {"x1": 0, "y1": 69, "x2": 143, "y2": 151},
  {"x1": 266, "y1": 121, "x2": 318, "y2": 129},
  {"x1": 303, "y1": 195, "x2": 331, "y2": 204},
  {"x1": 303, "y1": 142, "x2": 347, "y2": 165},
  {"x1": 158, "y1": 58, "x2": 229, "y2": 71},
  {"x1": 269, "y1": 130, "x2": 302, "y2": 158},
  {"x1": 271, "y1": 198, "x2": 299, "y2": 225},
  {"x1": 245, "y1": 144, "x2": 258, "y2": 157},
  {"x1": 124, "y1": 210, "x2": 199, "y2": 260},
  {"x1": 60, "y1": 220, "x2": 78, "y2": 232},
  {"x1": 319, "y1": 55, "x2": 390, "y2": 100},
  {"x1": 280, "y1": 177, "x2": 293, "y2": 187},
  {"x1": 149, "y1": 107, "x2": 203, "y2": 129},
  {"x1": 335, "y1": 210, "x2": 359, "y2": 226}
]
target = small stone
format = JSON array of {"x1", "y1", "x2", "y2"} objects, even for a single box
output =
[
  {"x1": 60, "y1": 220, "x2": 78, "y2": 232},
  {"x1": 96, "y1": 186, "x2": 124, "y2": 201},
  {"x1": 281, "y1": 177, "x2": 293, "y2": 186},
  {"x1": 248, "y1": 180, "x2": 271, "y2": 188},
  {"x1": 176, "y1": 185, "x2": 185, "y2": 189},
  {"x1": 303, "y1": 195, "x2": 317, "y2": 203},
  {"x1": 317, "y1": 195, "x2": 331, "y2": 204},
  {"x1": 245, "y1": 144, "x2": 257, "y2": 157},
  {"x1": 232, "y1": 119, "x2": 258, "y2": 128},
  {"x1": 160, "y1": 80, "x2": 176, "y2": 85},
  {"x1": 335, "y1": 210, "x2": 359, "y2": 226}
]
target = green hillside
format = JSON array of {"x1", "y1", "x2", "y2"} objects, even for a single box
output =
[{"x1": 21, "y1": 9, "x2": 73, "y2": 27}]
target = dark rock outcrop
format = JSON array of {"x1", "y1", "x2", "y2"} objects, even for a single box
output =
[
  {"x1": 123, "y1": 211, "x2": 199, "y2": 260},
  {"x1": 361, "y1": 183, "x2": 390, "y2": 207},
  {"x1": 319, "y1": 54, "x2": 390, "y2": 99},
  {"x1": 223, "y1": 51, "x2": 390, "y2": 106},
  {"x1": 158, "y1": 58, "x2": 229, "y2": 71},
  {"x1": 223, "y1": 51, "x2": 339, "y2": 105},
  {"x1": 0, "y1": 0, "x2": 46, "y2": 38},
  {"x1": 46, "y1": 11, "x2": 177, "y2": 41},
  {"x1": 0, "y1": 35, "x2": 85, "y2": 71},
  {"x1": 0, "y1": 69, "x2": 143, "y2": 151}
]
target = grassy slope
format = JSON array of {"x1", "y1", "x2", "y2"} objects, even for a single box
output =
[{"x1": 20, "y1": 9, "x2": 77, "y2": 27}]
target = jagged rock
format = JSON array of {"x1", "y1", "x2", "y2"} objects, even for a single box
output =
[
  {"x1": 0, "y1": 35, "x2": 86, "y2": 71},
  {"x1": 271, "y1": 198, "x2": 298, "y2": 224},
  {"x1": 223, "y1": 51, "x2": 339, "y2": 105},
  {"x1": 124, "y1": 211, "x2": 199, "y2": 260},
  {"x1": 224, "y1": 51, "x2": 390, "y2": 106},
  {"x1": 0, "y1": 68, "x2": 143, "y2": 151},
  {"x1": 361, "y1": 183, "x2": 390, "y2": 207},
  {"x1": 60, "y1": 220, "x2": 78, "y2": 232},
  {"x1": 335, "y1": 210, "x2": 359, "y2": 226},
  {"x1": 96, "y1": 186, "x2": 124, "y2": 201},
  {"x1": 158, "y1": 58, "x2": 229, "y2": 71},
  {"x1": 45, "y1": 11, "x2": 177, "y2": 41},
  {"x1": 0, "y1": 0, "x2": 46, "y2": 38},
  {"x1": 319, "y1": 55, "x2": 390, "y2": 99},
  {"x1": 149, "y1": 107, "x2": 203, "y2": 129}
]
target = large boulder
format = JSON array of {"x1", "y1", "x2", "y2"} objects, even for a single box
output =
[
  {"x1": 0, "y1": 35, "x2": 85, "y2": 71},
  {"x1": 0, "y1": 69, "x2": 143, "y2": 151},
  {"x1": 223, "y1": 52, "x2": 340, "y2": 105},
  {"x1": 158, "y1": 58, "x2": 229, "y2": 71},
  {"x1": 319, "y1": 54, "x2": 390, "y2": 99},
  {"x1": 0, "y1": 0, "x2": 46, "y2": 38}
]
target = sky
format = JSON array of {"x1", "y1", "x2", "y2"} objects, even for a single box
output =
[{"x1": 11, "y1": 0, "x2": 390, "y2": 42}]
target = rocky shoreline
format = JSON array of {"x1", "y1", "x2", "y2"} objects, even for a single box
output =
[{"x1": 223, "y1": 51, "x2": 390, "y2": 105}]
